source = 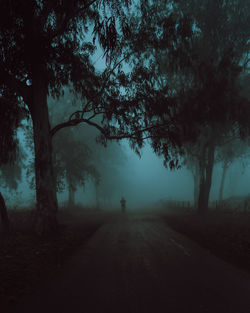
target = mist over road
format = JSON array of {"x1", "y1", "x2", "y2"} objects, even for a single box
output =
[{"x1": 14, "y1": 213, "x2": 250, "y2": 313}]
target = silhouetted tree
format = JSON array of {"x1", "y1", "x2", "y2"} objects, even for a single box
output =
[
  {"x1": 53, "y1": 129, "x2": 99, "y2": 206},
  {"x1": 216, "y1": 137, "x2": 250, "y2": 203},
  {"x1": 49, "y1": 89, "x2": 127, "y2": 208},
  {"x1": 0, "y1": 96, "x2": 25, "y2": 233},
  {"x1": 125, "y1": 0, "x2": 250, "y2": 213},
  {"x1": 182, "y1": 144, "x2": 200, "y2": 207},
  {"x1": 0, "y1": 0, "x2": 137, "y2": 234}
]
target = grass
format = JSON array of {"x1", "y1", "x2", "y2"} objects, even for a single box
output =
[
  {"x1": 162, "y1": 209, "x2": 250, "y2": 273},
  {"x1": 0, "y1": 207, "x2": 112, "y2": 311},
  {"x1": 3, "y1": 206, "x2": 250, "y2": 310}
]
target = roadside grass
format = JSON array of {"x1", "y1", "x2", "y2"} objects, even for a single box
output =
[
  {"x1": 162, "y1": 210, "x2": 250, "y2": 273},
  {"x1": 0, "y1": 206, "x2": 113, "y2": 311}
]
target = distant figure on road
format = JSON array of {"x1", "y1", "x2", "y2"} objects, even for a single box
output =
[{"x1": 120, "y1": 197, "x2": 126, "y2": 213}]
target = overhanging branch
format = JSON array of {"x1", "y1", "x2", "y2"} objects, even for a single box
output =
[{"x1": 51, "y1": 117, "x2": 169, "y2": 141}]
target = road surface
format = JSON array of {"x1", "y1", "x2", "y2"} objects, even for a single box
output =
[{"x1": 13, "y1": 213, "x2": 250, "y2": 313}]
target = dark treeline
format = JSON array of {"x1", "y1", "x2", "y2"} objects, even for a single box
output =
[{"x1": 0, "y1": 0, "x2": 250, "y2": 234}]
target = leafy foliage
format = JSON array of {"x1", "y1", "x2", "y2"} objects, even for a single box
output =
[
  {"x1": 121, "y1": 0, "x2": 250, "y2": 168},
  {"x1": 0, "y1": 95, "x2": 25, "y2": 165}
]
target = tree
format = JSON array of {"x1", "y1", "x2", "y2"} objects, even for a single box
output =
[
  {"x1": 125, "y1": 0, "x2": 250, "y2": 213},
  {"x1": 49, "y1": 89, "x2": 128, "y2": 208},
  {"x1": 182, "y1": 144, "x2": 200, "y2": 207},
  {"x1": 53, "y1": 129, "x2": 99, "y2": 206},
  {"x1": 0, "y1": 147, "x2": 26, "y2": 228},
  {"x1": 90, "y1": 141, "x2": 127, "y2": 208},
  {"x1": 181, "y1": 126, "x2": 217, "y2": 213},
  {"x1": 216, "y1": 137, "x2": 250, "y2": 203},
  {"x1": 0, "y1": 0, "x2": 137, "y2": 234},
  {"x1": 0, "y1": 95, "x2": 25, "y2": 233}
]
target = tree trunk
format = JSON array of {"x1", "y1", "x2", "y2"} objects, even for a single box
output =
[
  {"x1": 197, "y1": 144, "x2": 206, "y2": 214},
  {"x1": 203, "y1": 142, "x2": 215, "y2": 211},
  {"x1": 219, "y1": 162, "x2": 228, "y2": 203},
  {"x1": 198, "y1": 177, "x2": 206, "y2": 214},
  {"x1": 193, "y1": 174, "x2": 199, "y2": 208},
  {"x1": 198, "y1": 142, "x2": 215, "y2": 214},
  {"x1": 30, "y1": 73, "x2": 58, "y2": 235},
  {"x1": 192, "y1": 160, "x2": 200, "y2": 209},
  {"x1": 0, "y1": 191, "x2": 10, "y2": 233},
  {"x1": 68, "y1": 183, "x2": 76, "y2": 206},
  {"x1": 94, "y1": 181, "x2": 100, "y2": 209}
]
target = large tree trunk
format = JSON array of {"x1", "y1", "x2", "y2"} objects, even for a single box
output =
[
  {"x1": 198, "y1": 142, "x2": 215, "y2": 214},
  {"x1": 0, "y1": 191, "x2": 10, "y2": 233},
  {"x1": 30, "y1": 72, "x2": 58, "y2": 235},
  {"x1": 218, "y1": 162, "x2": 228, "y2": 203}
]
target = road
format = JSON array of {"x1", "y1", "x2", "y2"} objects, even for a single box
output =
[{"x1": 13, "y1": 213, "x2": 250, "y2": 313}]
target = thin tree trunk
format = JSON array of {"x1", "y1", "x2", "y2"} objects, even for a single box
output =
[
  {"x1": 95, "y1": 181, "x2": 100, "y2": 209},
  {"x1": 30, "y1": 73, "x2": 58, "y2": 235},
  {"x1": 193, "y1": 174, "x2": 199, "y2": 209},
  {"x1": 0, "y1": 191, "x2": 10, "y2": 233},
  {"x1": 193, "y1": 160, "x2": 200, "y2": 209},
  {"x1": 68, "y1": 183, "x2": 76, "y2": 206},
  {"x1": 203, "y1": 142, "x2": 215, "y2": 211},
  {"x1": 197, "y1": 144, "x2": 206, "y2": 214},
  {"x1": 198, "y1": 179, "x2": 206, "y2": 214},
  {"x1": 219, "y1": 162, "x2": 228, "y2": 203},
  {"x1": 198, "y1": 142, "x2": 215, "y2": 214}
]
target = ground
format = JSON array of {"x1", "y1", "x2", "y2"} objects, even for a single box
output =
[
  {"x1": 2, "y1": 208, "x2": 250, "y2": 312},
  {"x1": 162, "y1": 210, "x2": 250, "y2": 272},
  {"x1": 0, "y1": 207, "x2": 115, "y2": 311}
]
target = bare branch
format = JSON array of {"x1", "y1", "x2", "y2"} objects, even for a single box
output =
[
  {"x1": 69, "y1": 110, "x2": 83, "y2": 120},
  {"x1": 51, "y1": 118, "x2": 105, "y2": 137},
  {"x1": 51, "y1": 116, "x2": 170, "y2": 142},
  {"x1": 49, "y1": 0, "x2": 98, "y2": 39},
  {"x1": 69, "y1": 108, "x2": 105, "y2": 121}
]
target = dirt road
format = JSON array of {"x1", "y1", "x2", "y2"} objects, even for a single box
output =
[{"x1": 13, "y1": 213, "x2": 250, "y2": 313}]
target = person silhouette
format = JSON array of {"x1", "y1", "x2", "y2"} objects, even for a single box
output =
[{"x1": 120, "y1": 197, "x2": 126, "y2": 213}]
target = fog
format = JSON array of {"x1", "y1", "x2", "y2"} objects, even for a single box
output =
[
  {"x1": 5, "y1": 130, "x2": 194, "y2": 209},
  {"x1": 57, "y1": 142, "x2": 194, "y2": 209},
  {"x1": 5, "y1": 128, "x2": 250, "y2": 211}
]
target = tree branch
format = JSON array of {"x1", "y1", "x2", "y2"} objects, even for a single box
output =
[
  {"x1": 69, "y1": 109, "x2": 105, "y2": 121},
  {"x1": 51, "y1": 118, "x2": 118, "y2": 138},
  {"x1": 51, "y1": 117, "x2": 168, "y2": 140},
  {"x1": 80, "y1": 54, "x2": 132, "y2": 114}
]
